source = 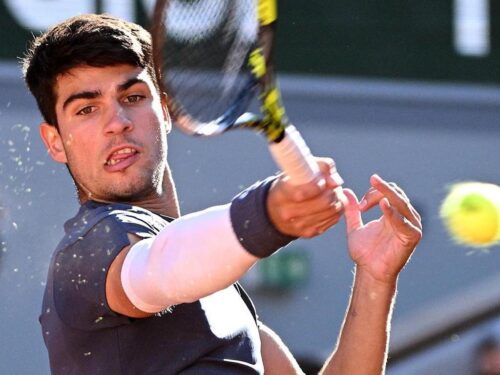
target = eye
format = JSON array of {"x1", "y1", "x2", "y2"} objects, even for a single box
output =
[
  {"x1": 124, "y1": 95, "x2": 145, "y2": 104},
  {"x1": 76, "y1": 106, "x2": 96, "y2": 116}
]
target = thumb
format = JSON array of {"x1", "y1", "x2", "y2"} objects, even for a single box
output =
[
  {"x1": 343, "y1": 188, "x2": 363, "y2": 234},
  {"x1": 279, "y1": 173, "x2": 325, "y2": 202}
]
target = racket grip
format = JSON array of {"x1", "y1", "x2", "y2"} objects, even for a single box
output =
[{"x1": 268, "y1": 125, "x2": 319, "y2": 185}]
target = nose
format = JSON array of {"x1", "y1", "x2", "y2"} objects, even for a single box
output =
[{"x1": 104, "y1": 102, "x2": 133, "y2": 135}]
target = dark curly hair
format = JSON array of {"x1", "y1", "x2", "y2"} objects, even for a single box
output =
[{"x1": 22, "y1": 14, "x2": 159, "y2": 128}]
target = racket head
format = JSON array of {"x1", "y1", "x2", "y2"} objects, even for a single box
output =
[{"x1": 150, "y1": 0, "x2": 287, "y2": 141}]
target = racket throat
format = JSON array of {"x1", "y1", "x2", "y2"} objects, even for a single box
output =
[{"x1": 235, "y1": 112, "x2": 285, "y2": 143}]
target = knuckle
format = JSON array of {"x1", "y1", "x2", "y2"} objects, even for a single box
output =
[
  {"x1": 280, "y1": 209, "x2": 294, "y2": 222},
  {"x1": 332, "y1": 196, "x2": 345, "y2": 210},
  {"x1": 388, "y1": 182, "x2": 400, "y2": 190},
  {"x1": 293, "y1": 220, "x2": 306, "y2": 232},
  {"x1": 303, "y1": 228, "x2": 318, "y2": 238},
  {"x1": 328, "y1": 217, "x2": 340, "y2": 227},
  {"x1": 415, "y1": 228, "x2": 423, "y2": 240},
  {"x1": 335, "y1": 205, "x2": 345, "y2": 216},
  {"x1": 327, "y1": 158, "x2": 336, "y2": 170},
  {"x1": 319, "y1": 194, "x2": 333, "y2": 207},
  {"x1": 329, "y1": 204, "x2": 342, "y2": 217},
  {"x1": 319, "y1": 156, "x2": 335, "y2": 166},
  {"x1": 292, "y1": 190, "x2": 306, "y2": 202},
  {"x1": 318, "y1": 157, "x2": 336, "y2": 173},
  {"x1": 408, "y1": 230, "x2": 422, "y2": 244},
  {"x1": 331, "y1": 190, "x2": 343, "y2": 202}
]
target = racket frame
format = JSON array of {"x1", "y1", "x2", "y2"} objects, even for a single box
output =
[{"x1": 151, "y1": 0, "x2": 320, "y2": 184}]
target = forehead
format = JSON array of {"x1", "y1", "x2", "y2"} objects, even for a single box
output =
[{"x1": 54, "y1": 64, "x2": 153, "y2": 102}]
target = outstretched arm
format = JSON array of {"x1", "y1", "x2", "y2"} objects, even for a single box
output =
[{"x1": 107, "y1": 158, "x2": 345, "y2": 317}]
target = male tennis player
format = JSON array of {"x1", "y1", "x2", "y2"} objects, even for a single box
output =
[{"x1": 24, "y1": 14, "x2": 422, "y2": 375}]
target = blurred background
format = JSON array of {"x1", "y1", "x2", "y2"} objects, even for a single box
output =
[{"x1": 0, "y1": 1, "x2": 499, "y2": 374}]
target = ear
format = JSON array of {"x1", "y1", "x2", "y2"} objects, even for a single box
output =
[
  {"x1": 160, "y1": 92, "x2": 172, "y2": 134},
  {"x1": 39, "y1": 123, "x2": 68, "y2": 163}
]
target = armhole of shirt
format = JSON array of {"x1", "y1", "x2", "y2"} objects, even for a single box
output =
[{"x1": 233, "y1": 282, "x2": 259, "y2": 326}]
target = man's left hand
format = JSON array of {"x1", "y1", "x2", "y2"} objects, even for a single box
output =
[{"x1": 343, "y1": 174, "x2": 423, "y2": 284}]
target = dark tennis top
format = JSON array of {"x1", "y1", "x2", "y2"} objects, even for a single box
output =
[{"x1": 40, "y1": 178, "x2": 295, "y2": 374}]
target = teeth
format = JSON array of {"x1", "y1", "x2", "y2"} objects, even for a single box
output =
[
  {"x1": 116, "y1": 148, "x2": 135, "y2": 155},
  {"x1": 106, "y1": 148, "x2": 137, "y2": 166}
]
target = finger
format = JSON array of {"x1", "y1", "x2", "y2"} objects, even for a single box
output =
[
  {"x1": 286, "y1": 198, "x2": 344, "y2": 233},
  {"x1": 362, "y1": 180, "x2": 409, "y2": 206},
  {"x1": 298, "y1": 213, "x2": 343, "y2": 238},
  {"x1": 380, "y1": 198, "x2": 422, "y2": 240},
  {"x1": 370, "y1": 174, "x2": 419, "y2": 225},
  {"x1": 370, "y1": 175, "x2": 421, "y2": 228},
  {"x1": 334, "y1": 186, "x2": 348, "y2": 207},
  {"x1": 385, "y1": 181, "x2": 422, "y2": 227},
  {"x1": 343, "y1": 188, "x2": 363, "y2": 234},
  {"x1": 277, "y1": 173, "x2": 326, "y2": 202},
  {"x1": 407, "y1": 204, "x2": 422, "y2": 229},
  {"x1": 281, "y1": 187, "x2": 345, "y2": 220},
  {"x1": 316, "y1": 157, "x2": 336, "y2": 175},
  {"x1": 315, "y1": 215, "x2": 343, "y2": 236},
  {"x1": 359, "y1": 187, "x2": 384, "y2": 212},
  {"x1": 314, "y1": 157, "x2": 344, "y2": 190},
  {"x1": 359, "y1": 179, "x2": 422, "y2": 231},
  {"x1": 390, "y1": 182, "x2": 409, "y2": 201},
  {"x1": 360, "y1": 180, "x2": 410, "y2": 210},
  {"x1": 407, "y1": 201, "x2": 422, "y2": 223}
]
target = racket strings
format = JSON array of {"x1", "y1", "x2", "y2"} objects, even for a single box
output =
[{"x1": 158, "y1": 0, "x2": 259, "y2": 125}]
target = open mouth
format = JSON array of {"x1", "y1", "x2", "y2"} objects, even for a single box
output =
[{"x1": 105, "y1": 147, "x2": 139, "y2": 167}]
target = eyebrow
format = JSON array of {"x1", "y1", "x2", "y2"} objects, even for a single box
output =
[
  {"x1": 61, "y1": 77, "x2": 149, "y2": 110},
  {"x1": 62, "y1": 90, "x2": 100, "y2": 110},
  {"x1": 117, "y1": 77, "x2": 148, "y2": 92}
]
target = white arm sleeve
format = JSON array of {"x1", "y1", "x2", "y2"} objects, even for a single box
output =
[{"x1": 121, "y1": 204, "x2": 259, "y2": 313}]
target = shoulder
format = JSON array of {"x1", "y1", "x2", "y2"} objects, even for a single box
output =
[
  {"x1": 53, "y1": 201, "x2": 174, "y2": 287},
  {"x1": 53, "y1": 202, "x2": 170, "y2": 275},
  {"x1": 58, "y1": 201, "x2": 170, "y2": 250},
  {"x1": 49, "y1": 202, "x2": 172, "y2": 329}
]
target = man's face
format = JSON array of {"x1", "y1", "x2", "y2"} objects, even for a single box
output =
[{"x1": 41, "y1": 64, "x2": 170, "y2": 203}]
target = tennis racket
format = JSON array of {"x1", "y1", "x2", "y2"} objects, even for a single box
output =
[{"x1": 150, "y1": 0, "x2": 319, "y2": 185}]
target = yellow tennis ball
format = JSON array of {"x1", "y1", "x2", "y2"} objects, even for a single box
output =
[{"x1": 440, "y1": 182, "x2": 500, "y2": 247}]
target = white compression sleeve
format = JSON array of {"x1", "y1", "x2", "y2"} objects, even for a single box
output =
[{"x1": 121, "y1": 204, "x2": 259, "y2": 313}]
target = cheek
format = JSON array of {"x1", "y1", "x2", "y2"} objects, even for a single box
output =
[
  {"x1": 144, "y1": 111, "x2": 167, "y2": 145},
  {"x1": 62, "y1": 132, "x2": 76, "y2": 149},
  {"x1": 62, "y1": 130, "x2": 99, "y2": 166}
]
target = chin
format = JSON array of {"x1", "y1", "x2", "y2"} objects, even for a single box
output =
[
  {"x1": 105, "y1": 181, "x2": 158, "y2": 202},
  {"x1": 106, "y1": 187, "x2": 150, "y2": 202},
  {"x1": 80, "y1": 166, "x2": 162, "y2": 203}
]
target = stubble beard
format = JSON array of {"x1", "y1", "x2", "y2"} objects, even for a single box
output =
[
  {"x1": 67, "y1": 154, "x2": 166, "y2": 204},
  {"x1": 109, "y1": 161, "x2": 165, "y2": 203}
]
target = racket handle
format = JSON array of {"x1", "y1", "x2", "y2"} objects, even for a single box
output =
[{"x1": 269, "y1": 125, "x2": 319, "y2": 185}]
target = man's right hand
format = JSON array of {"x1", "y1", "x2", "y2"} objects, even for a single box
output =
[{"x1": 266, "y1": 157, "x2": 346, "y2": 238}]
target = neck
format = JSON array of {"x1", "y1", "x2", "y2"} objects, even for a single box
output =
[
  {"x1": 139, "y1": 166, "x2": 180, "y2": 218},
  {"x1": 78, "y1": 167, "x2": 181, "y2": 218}
]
